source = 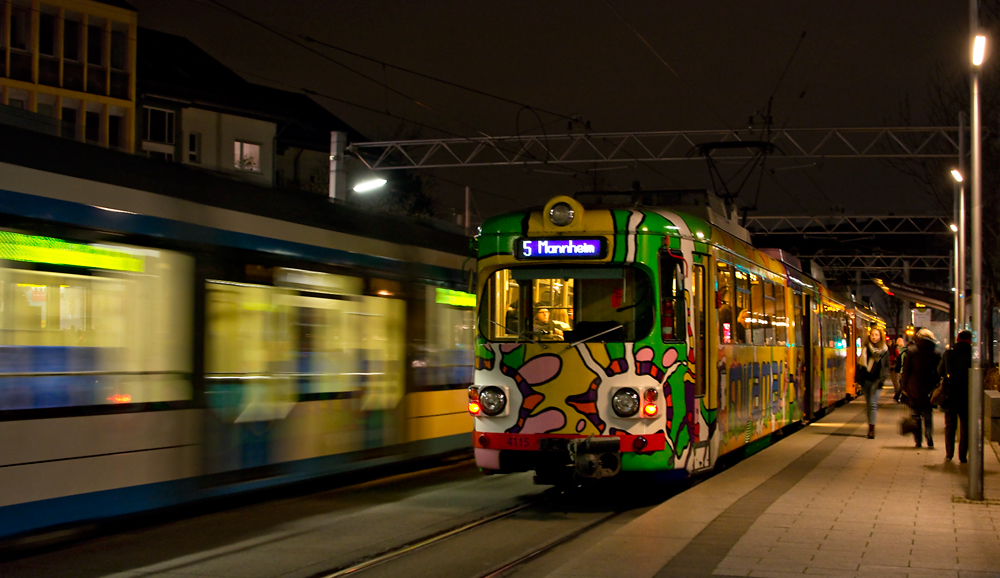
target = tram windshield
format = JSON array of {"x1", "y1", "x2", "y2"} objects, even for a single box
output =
[{"x1": 481, "y1": 266, "x2": 653, "y2": 342}]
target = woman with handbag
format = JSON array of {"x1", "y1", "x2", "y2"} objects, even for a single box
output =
[
  {"x1": 856, "y1": 327, "x2": 890, "y2": 439},
  {"x1": 938, "y1": 330, "x2": 972, "y2": 462}
]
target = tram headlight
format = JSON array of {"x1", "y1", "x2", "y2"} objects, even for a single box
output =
[
  {"x1": 611, "y1": 388, "x2": 640, "y2": 417},
  {"x1": 479, "y1": 386, "x2": 507, "y2": 416},
  {"x1": 549, "y1": 202, "x2": 575, "y2": 226}
]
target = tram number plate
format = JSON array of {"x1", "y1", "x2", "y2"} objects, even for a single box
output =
[{"x1": 501, "y1": 434, "x2": 539, "y2": 450}]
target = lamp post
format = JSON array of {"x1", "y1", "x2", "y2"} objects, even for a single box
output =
[
  {"x1": 952, "y1": 162, "x2": 965, "y2": 335},
  {"x1": 968, "y1": 16, "x2": 986, "y2": 500}
]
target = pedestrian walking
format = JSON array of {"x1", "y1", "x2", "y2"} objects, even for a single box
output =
[
  {"x1": 856, "y1": 327, "x2": 890, "y2": 438},
  {"x1": 891, "y1": 337, "x2": 905, "y2": 403},
  {"x1": 902, "y1": 328, "x2": 942, "y2": 448},
  {"x1": 939, "y1": 330, "x2": 972, "y2": 462}
]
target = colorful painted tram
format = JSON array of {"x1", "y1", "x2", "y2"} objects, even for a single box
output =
[{"x1": 469, "y1": 191, "x2": 883, "y2": 481}]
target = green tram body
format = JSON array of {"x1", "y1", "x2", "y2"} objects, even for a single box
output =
[{"x1": 469, "y1": 193, "x2": 879, "y2": 480}]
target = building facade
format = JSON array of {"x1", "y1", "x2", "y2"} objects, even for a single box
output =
[{"x1": 0, "y1": 0, "x2": 136, "y2": 151}]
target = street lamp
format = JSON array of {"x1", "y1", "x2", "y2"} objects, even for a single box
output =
[
  {"x1": 952, "y1": 163, "x2": 966, "y2": 334},
  {"x1": 968, "y1": 21, "x2": 986, "y2": 500},
  {"x1": 353, "y1": 178, "x2": 387, "y2": 193}
]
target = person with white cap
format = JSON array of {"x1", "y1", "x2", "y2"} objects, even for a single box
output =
[{"x1": 901, "y1": 328, "x2": 943, "y2": 448}]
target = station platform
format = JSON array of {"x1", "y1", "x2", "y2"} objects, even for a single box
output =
[{"x1": 550, "y1": 390, "x2": 1000, "y2": 578}]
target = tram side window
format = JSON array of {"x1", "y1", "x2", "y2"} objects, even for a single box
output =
[
  {"x1": 763, "y1": 280, "x2": 776, "y2": 346},
  {"x1": 773, "y1": 283, "x2": 788, "y2": 345},
  {"x1": 734, "y1": 269, "x2": 752, "y2": 345},
  {"x1": 659, "y1": 252, "x2": 684, "y2": 342},
  {"x1": 716, "y1": 262, "x2": 734, "y2": 344},
  {"x1": 487, "y1": 269, "x2": 520, "y2": 337},
  {"x1": 749, "y1": 273, "x2": 766, "y2": 345}
]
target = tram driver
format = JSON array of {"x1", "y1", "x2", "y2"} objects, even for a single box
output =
[{"x1": 533, "y1": 307, "x2": 565, "y2": 339}]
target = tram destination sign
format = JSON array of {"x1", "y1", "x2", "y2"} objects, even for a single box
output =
[{"x1": 516, "y1": 238, "x2": 606, "y2": 260}]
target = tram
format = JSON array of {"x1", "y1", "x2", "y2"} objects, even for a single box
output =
[
  {"x1": 468, "y1": 191, "x2": 882, "y2": 481},
  {"x1": 0, "y1": 155, "x2": 475, "y2": 540}
]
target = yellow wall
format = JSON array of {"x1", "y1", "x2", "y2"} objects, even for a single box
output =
[{"x1": 1, "y1": 0, "x2": 137, "y2": 151}]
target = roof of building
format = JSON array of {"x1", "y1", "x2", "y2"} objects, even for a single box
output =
[
  {"x1": 137, "y1": 27, "x2": 367, "y2": 148},
  {"x1": 94, "y1": 0, "x2": 136, "y2": 11},
  {"x1": 0, "y1": 123, "x2": 465, "y2": 258}
]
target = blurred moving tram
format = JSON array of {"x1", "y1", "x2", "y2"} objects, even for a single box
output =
[{"x1": 0, "y1": 162, "x2": 475, "y2": 539}]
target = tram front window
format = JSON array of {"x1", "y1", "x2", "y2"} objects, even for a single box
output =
[{"x1": 483, "y1": 267, "x2": 652, "y2": 342}]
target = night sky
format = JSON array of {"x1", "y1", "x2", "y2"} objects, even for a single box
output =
[{"x1": 131, "y1": 1, "x2": 971, "y2": 222}]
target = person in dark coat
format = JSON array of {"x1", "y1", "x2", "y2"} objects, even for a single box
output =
[
  {"x1": 889, "y1": 337, "x2": 906, "y2": 403},
  {"x1": 856, "y1": 327, "x2": 890, "y2": 439},
  {"x1": 902, "y1": 328, "x2": 943, "y2": 448},
  {"x1": 939, "y1": 330, "x2": 972, "y2": 462}
]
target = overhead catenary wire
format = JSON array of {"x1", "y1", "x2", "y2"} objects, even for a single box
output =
[
  {"x1": 204, "y1": 0, "x2": 500, "y2": 141},
  {"x1": 601, "y1": 0, "x2": 736, "y2": 133},
  {"x1": 297, "y1": 34, "x2": 579, "y2": 124}
]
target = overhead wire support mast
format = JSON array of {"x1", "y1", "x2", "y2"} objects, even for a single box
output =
[{"x1": 348, "y1": 127, "x2": 961, "y2": 170}]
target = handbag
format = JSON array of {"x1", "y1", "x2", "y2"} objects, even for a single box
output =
[
  {"x1": 930, "y1": 377, "x2": 948, "y2": 407},
  {"x1": 899, "y1": 416, "x2": 919, "y2": 435}
]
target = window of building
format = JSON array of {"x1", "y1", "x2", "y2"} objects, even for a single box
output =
[
  {"x1": 61, "y1": 106, "x2": 77, "y2": 139},
  {"x1": 39, "y1": 13, "x2": 57, "y2": 56},
  {"x1": 234, "y1": 141, "x2": 261, "y2": 172},
  {"x1": 110, "y1": 29, "x2": 127, "y2": 70},
  {"x1": 109, "y1": 114, "x2": 123, "y2": 149},
  {"x1": 188, "y1": 133, "x2": 201, "y2": 163},
  {"x1": 85, "y1": 111, "x2": 101, "y2": 143},
  {"x1": 143, "y1": 107, "x2": 174, "y2": 144},
  {"x1": 64, "y1": 18, "x2": 81, "y2": 61},
  {"x1": 8, "y1": 99, "x2": 25, "y2": 109},
  {"x1": 87, "y1": 24, "x2": 103, "y2": 66},
  {"x1": 10, "y1": 5, "x2": 29, "y2": 51}
]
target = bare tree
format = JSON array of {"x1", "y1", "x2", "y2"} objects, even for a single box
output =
[{"x1": 888, "y1": 2, "x2": 1000, "y2": 363}]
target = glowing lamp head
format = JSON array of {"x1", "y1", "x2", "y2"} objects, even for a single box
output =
[
  {"x1": 353, "y1": 178, "x2": 387, "y2": 193},
  {"x1": 468, "y1": 401, "x2": 482, "y2": 415},
  {"x1": 974, "y1": 34, "x2": 987, "y2": 66},
  {"x1": 643, "y1": 403, "x2": 658, "y2": 417},
  {"x1": 950, "y1": 223, "x2": 959, "y2": 232},
  {"x1": 951, "y1": 169, "x2": 964, "y2": 182}
]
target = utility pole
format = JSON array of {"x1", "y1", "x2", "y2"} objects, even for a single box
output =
[{"x1": 968, "y1": 0, "x2": 984, "y2": 501}]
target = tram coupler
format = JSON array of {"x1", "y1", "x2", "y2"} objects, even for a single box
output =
[{"x1": 567, "y1": 437, "x2": 621, "y2": 479}]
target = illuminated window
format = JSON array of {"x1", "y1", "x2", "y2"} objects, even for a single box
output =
[
  {"x1": 482, "y1": 266, "x2": 650, "y2": 343},
  {"x1": 235, "y1": 141, "x2": 261, "y2": 172}
]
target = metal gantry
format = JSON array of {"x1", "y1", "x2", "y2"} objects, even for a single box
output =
[
  {"x1": 804, "y1": 254, "x2": 951, "y2": 272},
  {"x1": 349, "y1": 127, "x2": 960, "y2": 170},
  {"x1": 744, "y1": 215, "x2": 954, "y2": 236}
]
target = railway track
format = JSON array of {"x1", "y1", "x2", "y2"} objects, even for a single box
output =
[{"x1": 313, "y1": 479, "x2": 679, "y2": 578}]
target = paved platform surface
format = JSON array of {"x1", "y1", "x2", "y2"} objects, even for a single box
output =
[{"x1": 548, "y1": 389, "x2": 1000, "y2": 578}]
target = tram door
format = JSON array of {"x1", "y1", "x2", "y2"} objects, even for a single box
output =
[
  {"x1": 809, "y1": 297, "x2": 824, "y2": 419},
  {"x1": 691, "y1": 259, "x2": 712, "y2": 470},
  {"x1": 792, "y1": 290, "x2": 806, "y2": 422}
]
